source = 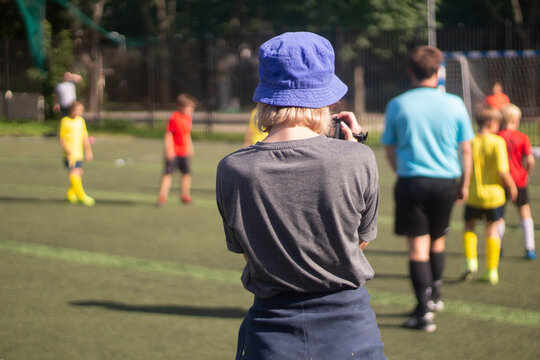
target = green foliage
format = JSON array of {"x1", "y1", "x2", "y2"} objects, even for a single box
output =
[
  {"x1": 0, "y1": 117, "x2": 57, "y2": 136},
  {"x1": 46, "y1": 27, "x2": 75, "y2": 85},
  {"x1": 37, "y1": 22, "x2": 79, "y2": 115},
  {"x1": 86, "y1": 119, "x2": 166, "y2": 139},
  {"x1": 438, "y1": 0, "x2": 539, "y2": 27}
]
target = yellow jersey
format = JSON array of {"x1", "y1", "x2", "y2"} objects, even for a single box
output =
[
  {"x1": 59, "y1": 115, "x2": 88, "y2": 161},
  {"x1": 248, "y1": 109, "x2": 267, "y2": 144},
  {"x1": 467, "y1": 133, "x2": 509, "y2": 209}
]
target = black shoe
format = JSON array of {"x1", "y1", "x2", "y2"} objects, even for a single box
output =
[
  {"x1": 428, "y1": 282, "x2": 444, "y2": 312},
  {"x1": 403, "y1": 311, "x2": 436, "y2": 332}
]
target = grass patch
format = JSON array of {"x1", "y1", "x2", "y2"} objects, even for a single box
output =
[
  {"x1": 0, "y1": 117, "x2": 57, "y2": 137},
  {"x1": 0, "y1": 136, "x2": 539, "y2": 360},
  {"x1": 0, "y1": 117, "x2": 244, "y2": 142}
]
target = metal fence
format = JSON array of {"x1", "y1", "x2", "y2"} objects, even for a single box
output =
[{"x1": 1, "y1": 24, "x2": 539, "y2": 144}]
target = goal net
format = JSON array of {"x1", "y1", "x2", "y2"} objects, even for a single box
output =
[
  {"x1": 444, "y1": 50, "x2": 540, "y2": 145},
  {"x1": 15, "y1": 0, "x2": 46, "y2": 70}
]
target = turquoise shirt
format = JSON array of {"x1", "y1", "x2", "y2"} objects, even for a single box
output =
[{"x1": 382, "y1": 87, "x2": 474, "y2": 178}]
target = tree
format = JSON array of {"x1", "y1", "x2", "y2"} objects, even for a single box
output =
[
  {"x1": 79, "y1": 0, "x2": 108, "y2": 115},
  {"x1": 142, "y1": 0, "x2": 176, "y2": 108},
  {"x1": 438, "y1": 0, "x2": 539, "y2": 27}
]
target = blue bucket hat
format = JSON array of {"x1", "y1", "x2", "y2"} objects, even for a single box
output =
[{"x1": 253, "y1": 32, "x2": 348, "y2": 108}]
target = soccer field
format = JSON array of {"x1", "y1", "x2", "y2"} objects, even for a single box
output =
[{"x1": 0, "y1": 135, "x2": 539, "y2": 360}]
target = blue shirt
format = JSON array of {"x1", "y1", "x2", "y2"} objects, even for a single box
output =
[{"x1": 382, "y1": 87, "x2": 474, "y2": 178}]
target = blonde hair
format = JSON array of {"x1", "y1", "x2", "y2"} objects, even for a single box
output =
[
  {"x1": 475, "y1": 103, "x2": 502, "y2": 128},
  {"x1": 255, "y1": 103, "x2": 331, "y2": 134},
  {"x1": 500, "y1": 103, "x2": 522, "y2": 128}
]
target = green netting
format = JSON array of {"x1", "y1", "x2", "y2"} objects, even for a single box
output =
[
  {"x1": 15, "y1": 0, "x2": 46, "y2": 70},
  {"x1": 15, "y1": 0, "x2": 146, "y2": 70},
  {"x1": 50, "y1": 0, "x2": 145, "y2": 47}
]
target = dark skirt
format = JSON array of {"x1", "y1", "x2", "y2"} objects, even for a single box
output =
[{"x1": 236, "y1": 286, "x2": 386, "y2": 360}]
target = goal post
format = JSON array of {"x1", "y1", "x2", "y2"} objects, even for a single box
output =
[{"x1": 444, "y1": 50, "x2": 540, "y2": 145}]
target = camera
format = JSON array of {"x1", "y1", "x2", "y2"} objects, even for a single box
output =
[{"x1": 331, "y1": 117, "x2": 369, "y2": 143}]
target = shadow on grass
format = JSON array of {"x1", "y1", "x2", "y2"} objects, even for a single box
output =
[
  {"x1": 374, "y1": 311, "x2": 414, "y2": 330},
  {"x1": 69, "y1": 300, "x2": 247, "y2": 318},
  {"x1": 138, "y1": 186, "x2": 216, "y2": 199},
  {"x1": 373, "y1": 273, "x2": 409, "y2": 280},
  {"x1": 0, "y1": 196, "x2": 152, "y2": 206},
  {"x1": 367, "y1": 249, "x2": 464, "y2": 258}
]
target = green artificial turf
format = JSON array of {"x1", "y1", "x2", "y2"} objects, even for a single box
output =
[{"x1": 0, "y1": 135, "x2": 539, "y2": 360}]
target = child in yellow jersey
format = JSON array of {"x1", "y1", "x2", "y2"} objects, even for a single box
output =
[
  {"x1": 242, "y1": 108, "x2": 267, "y2": 147},
  {"x1": 59, "y1": 101, "x2": 95, "y2": 206},
  {"x1": 461, "y1": 104, "x2": 517, "y2": 284}
]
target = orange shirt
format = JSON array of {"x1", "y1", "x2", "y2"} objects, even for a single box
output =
[{"x1": 485, "y1": 93, "x2": 510, "y2": 110}]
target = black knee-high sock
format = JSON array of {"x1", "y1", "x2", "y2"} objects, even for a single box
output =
[
  {"x1": 429, "y1": 251, "x2": 445, "y2": 299},
  {"x1": 409, "y1": 260, "x2": 432, "y2": 315}
]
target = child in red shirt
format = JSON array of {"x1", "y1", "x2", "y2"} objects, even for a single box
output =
[
  {"x1": 498, "y1": 104, "x2": 536, "y2": 259},
  {"x1": 156, "y1": 94, "x2": 197, "y2": 205}
]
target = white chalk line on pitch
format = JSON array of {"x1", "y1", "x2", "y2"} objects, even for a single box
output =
[
  {"x1": 1, "y1": 239, "x2": 539, "y2": 328},
  {"x1": 0, "y1": 183, "x2": 217, "y2": 208}
]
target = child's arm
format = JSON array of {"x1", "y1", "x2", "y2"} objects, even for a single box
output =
[
  {"x1": 188, "y1": 136, "x2": 194, "y2": 156},
  {"x1": 457, "y1": 140, "x2": 473, "y2": 203},
  {"x1": 83, "y1": 136, "x2": 94, "y2": 162},
  {"x1": 59, "y1": 137, "x2": 72, "y2": 157},
  {"x1": 164, "y1": 131, "x2": 175, "y2": 160},
  {"x1": 500, "y1": 171, "x2": 517, "y2": 202},
  {"x1": 525, "y1": 154, "x2": 535, "y2": 174}
]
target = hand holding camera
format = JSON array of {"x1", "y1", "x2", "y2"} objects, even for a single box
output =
[{"x1": 331, "y1": 111, "x2": 368, "y2": 143}]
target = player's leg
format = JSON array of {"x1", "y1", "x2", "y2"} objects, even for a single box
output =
[
  {"x1": 157, "y1": 174, "x2": 172, "y2": 205},
  {"x1": 516, "y1": 188, "x2": 536, "y2": 259},
  {"x1": 497, "y1": 218, "x2": 506, "y2": 256},
  {"x1": 404, "y1": 235, "x2": 436, "y2": 332},
  {"x1": 519, "y1": 205, "x2": 536, "y2": 259},
  {"x1": 461, "y1": 209, "x2": 479, "y2": 280},
  {"x1": 157, "y1": 158, "x2": 175, "y2": 205},
  {"x1": 180, "y1": 174, "x2": 192, "y2": 203},
  {"x1": 481, "y1": 219, "x2": 501, "y2": 284},
  {"x1": 178, "y1": 156, "x2": 192, "y2": 203},
  {"x1": 69, "y1": 166, "x2": 94, "y2": 206},
  {"x1": 394, "y1": 178, "x2": 436, "y2": 331},
  {"x1": 64, "y1": 158, "x2": 78, "y2": 203},
  {"x1": 429, "y1": 236, "x2": 445, "y2": 312},
  {"x1": 426, "y1": 178, "x2": 457, "y2": 312},
  {"x1": 408, "y1": 234, "x2": 433, "y2": 309}
]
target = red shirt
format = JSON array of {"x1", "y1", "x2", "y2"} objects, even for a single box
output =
[
  {"x1": 485, "y1": 93, "x2": 510, "y2": 110},
  {"x1": 497, "y1": 128, "x2": 532, "y2": 187},
  {"x1": 167, "y1": 111, "x2": 192, "y2": 156}
]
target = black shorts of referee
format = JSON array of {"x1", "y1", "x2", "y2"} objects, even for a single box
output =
[{"x1": 394, "y1": 177, "x2": 459, "y2": 239}]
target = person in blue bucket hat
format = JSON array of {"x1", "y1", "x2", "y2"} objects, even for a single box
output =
[{"x1": 216, "y1": 32, "x2": 386, "y2": 360}]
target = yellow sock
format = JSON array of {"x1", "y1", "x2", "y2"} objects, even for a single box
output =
[
  {"x1": 486, "y1": 236, "x2": 501, "y2": 270},
  {"x1": 69, "y1": 174, "x2": 86, "y2": 200},
  {"x1": 66, "y1": 187, "x2": 77, "y2": 203},
  {"x1": 463, "y1": 231, "x2": 478, "y2": 260}
]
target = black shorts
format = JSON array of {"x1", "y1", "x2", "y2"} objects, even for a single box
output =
[
  {"x1": 64, "y1": 158, "x2": 83, "y2": 169},
  {"x1": 506, "y1": 187, "x2": 529, "y2": 207},
  {"x1": 394, "y1": 177, "x2": 458, "y2": 239},
  {"x1": 164, "y1": 156, "x2": 191, "y2": 175},
  {"x1": 464, "y1": 205, "x2": 505, "y2": 222}
]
